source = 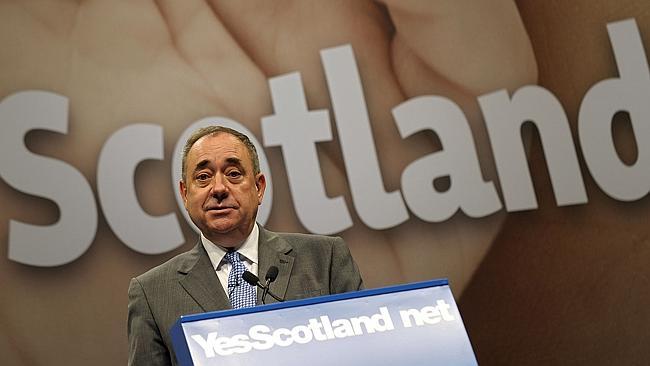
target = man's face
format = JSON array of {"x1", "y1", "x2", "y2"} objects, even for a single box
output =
[{"x1": 180, "y1": 133, "x2": 266, "y2": 247}]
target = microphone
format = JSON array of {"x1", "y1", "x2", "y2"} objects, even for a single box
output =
[
  {"x1": 262, "y1": 266, "x2": 279, "y2": 304},
  {"x1": 265, "y1": 266, "x2": 279, "y2": 283},
  {"x1": 242, "y1": 271, "x2": 259, "y2": 287},
  {"x1": 243, "y1": 267, "x2": 284, "y2": 304}
]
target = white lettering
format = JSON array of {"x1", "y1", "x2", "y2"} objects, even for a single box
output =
[
  {"x1": 262, "y1": 72, "x2": 352, "y2": 234},
  {"x1": 395, "y1": 96, "x2": 502, "y2": 221},
  {"x1": 0, "y1": 91, "x2": 97, "y2": 266},
  {"x1": 480, "y1": 86, "x2": 588, "y2": 210},
  {"x1": 579, "y1": 18, "x2": 650, "y2": 201},
  {"x1": 249, "y1": 324, "x2": 274, "y2": 351},
  {"x1": 322, "y1": 45, "x2": 409, "y2": 229},
  {"x1": 190, "y1": 304, "x2": 452, "y2": 358},
  {"x1": 2, "y1": 19, "x2": 648, "y2": 266},
  {"x1": 399, "y1": 300, "x2": 456, "y2": 328},
  {"x1": 191, "y1": 332, "x2": 218, "y2": 358},
  {"x1": 98, "y1": 123, "x2": 183, "y2": 254}
]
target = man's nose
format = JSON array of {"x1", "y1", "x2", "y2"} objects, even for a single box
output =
[{"x1": 210, "y1": 175, "x2": 229, "y2": 201}]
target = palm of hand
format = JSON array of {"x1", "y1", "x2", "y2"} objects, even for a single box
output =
[{"x1": 1, "y1": 0, "x2": 536, "y2": 287}]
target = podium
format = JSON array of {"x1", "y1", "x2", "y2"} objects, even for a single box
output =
[{"x1": 171, "y1": 279, "x2": 477, "y2": 365}]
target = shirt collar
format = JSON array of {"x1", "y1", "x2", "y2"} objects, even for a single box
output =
[{"x1": 200, "y1": 223, "x2": 259, "y2": 270}]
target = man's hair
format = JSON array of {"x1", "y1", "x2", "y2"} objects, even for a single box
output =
[{"x1": 181, "y1": 126, "x2": 260, "y2": 182}]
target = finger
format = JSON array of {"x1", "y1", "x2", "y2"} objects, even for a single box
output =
[
  {"x1": 379, "y1": 0, "x2": 538, "y2": 96},
  {"x1": 153, "y1": 0, "x2": 271, "y2": 127}
]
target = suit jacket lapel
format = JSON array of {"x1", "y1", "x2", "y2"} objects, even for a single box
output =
[
  {"x1": 177, "y1": 242, "x2": 231, "y2": 312},
  {"x1": 258, "y1": 227, "x2": 294, "y2": 303}
]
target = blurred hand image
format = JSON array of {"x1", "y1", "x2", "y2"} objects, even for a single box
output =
[{"x1": 0, "y1": 0, "x2": 536, "y2": 364}]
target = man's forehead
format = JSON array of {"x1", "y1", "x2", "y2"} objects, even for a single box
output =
[
  {"x1": 195, "y1": 156, "x2": 242, "y2": 169},
  {"x1": 189, "y1": 133, "x2": 251, "y2": 165}
]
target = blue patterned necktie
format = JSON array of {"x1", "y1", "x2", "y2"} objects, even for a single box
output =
[{"x1": 225, "y1": 251, "x2": 257, "y2": 309}]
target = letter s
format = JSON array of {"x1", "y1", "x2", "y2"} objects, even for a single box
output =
[
  {"x1": 0, "y1": 91, "x2": 97, "y2": 266},
  {"x1": 249, "y1": 325, "x2": 275, "y2": 351}
]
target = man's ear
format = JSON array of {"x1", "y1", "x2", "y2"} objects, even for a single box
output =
[
  {"x1": 255, "y1": 173, "x2": 266, "y2": 204},
  {"x1": 179, "y1": 180, "x2": 188, "y2": 208}
]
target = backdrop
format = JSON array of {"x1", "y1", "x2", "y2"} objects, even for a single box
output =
[{"x1": 0, "y1": 0, "x2": 648, "y2": 365}]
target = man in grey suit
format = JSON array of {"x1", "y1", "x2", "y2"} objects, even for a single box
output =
[{"x1": 127, "y1": 126, "x2": 363, "y2": 365}]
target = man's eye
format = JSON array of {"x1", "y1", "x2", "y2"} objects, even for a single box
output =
[
  {"x1": 196, "y1": 173, "x2": 210, "y2": 181},
  {"x1": 227, "y1": 171, "x2": 242, "y2": 178}
]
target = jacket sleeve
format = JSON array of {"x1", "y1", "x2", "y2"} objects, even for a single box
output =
[
  {"x1": 127, "y1": 277, "x2": 172, "y2": 366},
  {"x1": 330, "y1": 237, "x2": 364, "y2": 293}
]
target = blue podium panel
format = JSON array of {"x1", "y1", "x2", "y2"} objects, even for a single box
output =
[{"x1": 171, "y1": 279, "x2": 477, "y2": 366}]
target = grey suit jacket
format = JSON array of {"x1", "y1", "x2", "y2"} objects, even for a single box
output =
[{"x1": 127, "y1": 227, "x2": 363, "y2": 366}]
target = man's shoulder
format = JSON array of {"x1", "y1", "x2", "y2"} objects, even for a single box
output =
[
  {"x1": 133, "y1": 244, "x2": 201, "y2": 284},
  {"x1": 262, "y1": 229, "x2": 347, "y2": 257},
  {"x1": 267, "y1": 229, "x2": 343, "y2": 246}
]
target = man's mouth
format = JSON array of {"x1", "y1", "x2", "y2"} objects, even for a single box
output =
[{"x1": 206, "y1": 205, "x2": 236, "y2": 212}]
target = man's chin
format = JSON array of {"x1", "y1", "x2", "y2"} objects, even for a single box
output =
[
  {"x1": 201, "y1": 220, "x2": 245, "y2": 242},
  {"x1": 205, "y1": 222, "x2": 236, "y2": 234}
]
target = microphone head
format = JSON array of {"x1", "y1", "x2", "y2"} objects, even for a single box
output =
[
  {"x1": 242, "y1": 271, "x2": 259, "y2": 286},
  {"x1": 265, "y1": 266, "x2": 279, "y2": 282}
]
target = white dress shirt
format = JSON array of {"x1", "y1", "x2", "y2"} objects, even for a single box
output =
[{"x1": 200, "y1": 223, "x2": 259, "y2": 299}]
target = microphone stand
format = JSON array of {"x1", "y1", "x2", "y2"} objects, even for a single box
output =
[{"x1": 243, "y1": 270, "x2": 284, "y2": 304}]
